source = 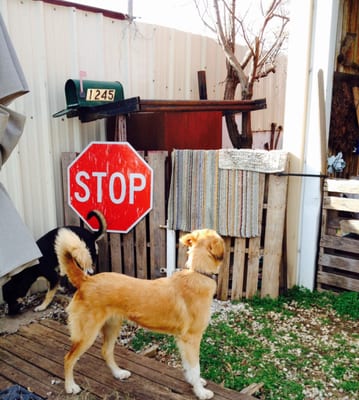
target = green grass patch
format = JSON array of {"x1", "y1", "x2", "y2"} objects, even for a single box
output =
[{"x1": 332, "y1": 291, "x2": 359, "y2": 319}]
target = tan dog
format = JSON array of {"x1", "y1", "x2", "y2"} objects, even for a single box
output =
[{"x1": 56, "y1": 228, "x2": 225, "y2": 400}]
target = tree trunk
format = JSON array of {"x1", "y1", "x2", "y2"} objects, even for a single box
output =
[
  {"x1": 240, "y1": 85, "x2": 253, "y2": 149},
  {"x1": 223, "y1": 63, "x2": 252, "y2": 149}
]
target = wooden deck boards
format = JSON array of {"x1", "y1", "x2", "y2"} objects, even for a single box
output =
[{"x1": 0, "y1": 319, "x2": 255, "y2": 400}]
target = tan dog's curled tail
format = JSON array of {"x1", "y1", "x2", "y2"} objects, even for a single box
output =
[{"x1": 55, "y1": 228, "x2": 91, "y2": 288}]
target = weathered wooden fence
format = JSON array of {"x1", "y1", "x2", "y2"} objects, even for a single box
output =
[
  {"x1": 318, "y1": 178, "x2": 359, "y2": 292},
  {"x1": 61, "y1": 151, "x2": 289, "y2": 300}
]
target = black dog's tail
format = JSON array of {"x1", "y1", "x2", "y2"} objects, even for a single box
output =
[{"x1": 86, "y1": 210, "x2": 107, "y2": 240}]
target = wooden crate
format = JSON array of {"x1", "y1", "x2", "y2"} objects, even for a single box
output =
[
  {"x1": 61, "y1": 152, "x2": 288, "y2": 300},
  {"x1": 317, "y1": 178, "x2": 359, "y2": 292}
]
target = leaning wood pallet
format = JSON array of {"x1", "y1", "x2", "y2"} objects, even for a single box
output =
[
  {"x1": 61, "y1": 151, "x2": 288, "y2": 300},
  {"x1": 318, "y1": 178, "x2": 359, "y2": 292}
]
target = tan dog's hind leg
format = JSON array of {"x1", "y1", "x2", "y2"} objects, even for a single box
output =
[
  {"x1": 101, "y1": 318, "x2": 131, "y2": 380},
  {"x1": 177, "y1": 335, "x2": 213, "y2": 400},
  {"x1": 64, "y1": 328, "x2": 99, "y2": 394}
]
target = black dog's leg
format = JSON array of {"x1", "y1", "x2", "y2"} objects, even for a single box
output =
[
  {"x1": 2, "y1": 273, "x2": 33, "y2": 315},
  {"x1": 34, "y1": 268, "x2": 59, "y2": 312},
  {"x1": 7, "y1": 301, "x2": 21, "y2": 315}
]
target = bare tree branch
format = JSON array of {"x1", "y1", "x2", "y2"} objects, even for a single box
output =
[
  {"x1": 193, "y1": 0, "x2": 217, "y2": 33},
  {"x1": 193, "y1": 0, "x2": 289, "y2": 148},
  {"x1": 212, "y1": 0, "x2": 249, "y2": 89}
]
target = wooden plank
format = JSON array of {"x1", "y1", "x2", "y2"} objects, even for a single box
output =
[
  {"x1": 246, "y1": 237, "x2": 261, "y2": 298},
  {"x1": 148, "y1": 151, "x2": 168, "y2": 278},
  {"x1": 231, "y1": 238, "x2": 246, "y2": 300},
  {"x1": 240, "y1": 382, "x2": 264, "y2": 395},
  {"x1": 320, "y1": 234, "x2": 359, "y2": 254},
  {"x1": 246, "y1": 173, "x2": 266, "y2": 298},
  {"x1": 317, "y1": 192, "x2": 328, "y2": 281},
  {"x1": 109, "y1": 233, "x2": 122, "y2": 273},
  {"x1": 123, "y1": 231, "x2": 136, "y2": 276},
  {"x1": 317, "y1": 271, "x2": 359, "y2": 291},
  {"x1": 135, "y1": 217, "x2": 148, "y2": 279},
  {"x1": 61, "y1": 152, "x2": 80, "y2": 226},
  {"x1": 97, "y1": 232, "x2": 110, "y2": 272},
  {"x1": 325, "y1": 178, "x2": 359, "y2": 194},
  {"x1": 133, "y1": 150, "x2": 149, "y2": 278},
  {"x1": 217, "y1": 237, "x2": 231, "y2": 300},
  {"x1": 0, "y1": 375, "x2": 14, "y2": 390},
  {"x1": 261, "y1": 173, "x2": 288, "y2": 298},
  {"x1": 323, "y1": 196, "x2": 359, "y2": 213},
  {"x1": 139, "y1": 98, "x2": 267, "y2": 112},
  {"x1": 318, "y1": 253, "x2": 359, "y2": 273}
]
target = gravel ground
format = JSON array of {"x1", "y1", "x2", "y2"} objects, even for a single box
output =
[
  {"x1": 1, "y1": 291, "x2": 358, "y2": 399},
  {"x1": 205, "y1": 300, "x2": 359, "y2": 399}
]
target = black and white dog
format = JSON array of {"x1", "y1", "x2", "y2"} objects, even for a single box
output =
[{"x1": 2, "y1": 210, "x2": 106, "y2": 315}]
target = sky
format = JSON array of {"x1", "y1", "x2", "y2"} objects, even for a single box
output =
[
  {"x1": 62, "y1": 0, "x2": 211, "y2": 36},
  {"x1": 61, "y1": 0, "x2": 287, "y2": 44}
]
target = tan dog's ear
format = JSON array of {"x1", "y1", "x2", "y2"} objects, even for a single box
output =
[{"x1": 180, "y1": 231, "x2": 197, "y2": 247}]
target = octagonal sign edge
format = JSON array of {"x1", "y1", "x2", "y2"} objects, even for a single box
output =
[{"x1": 67, "y1": 141, "x2": 153, "y2": 233}]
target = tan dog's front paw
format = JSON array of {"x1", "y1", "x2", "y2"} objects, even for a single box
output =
[
  {"x1": 113, "y1": 368, "x2": 131, "y2": 380},
  {"x1": 194, "y1": 386, "x2": 214, "y2": 400},
  {"x1": 65, "y1": 381, "x2": 81, "y2": 394}
]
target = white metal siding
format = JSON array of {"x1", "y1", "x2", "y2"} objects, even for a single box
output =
[{"x1": 0, "y1": 0, "x2": 286, "y2": 241}]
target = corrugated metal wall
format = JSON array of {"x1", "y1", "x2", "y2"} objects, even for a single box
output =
[{"x1": 0, "y1": 0, "x2": 286, "y2": 239}]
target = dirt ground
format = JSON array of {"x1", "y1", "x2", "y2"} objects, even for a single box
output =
[{"x1": 0, "y1": 292, "x2": 69, "y2": 335}]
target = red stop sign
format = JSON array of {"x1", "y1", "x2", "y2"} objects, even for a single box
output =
[{"x1": 68, "y1": 141, "x2": 153, "y2": 233}]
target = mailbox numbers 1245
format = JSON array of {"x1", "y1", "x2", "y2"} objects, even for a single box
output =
[{"x1": 86, "y1": 88, "x2": 116, "y2": 102}]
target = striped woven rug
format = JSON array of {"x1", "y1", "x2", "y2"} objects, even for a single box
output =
[{"x1": 167, "y1": 150, "x2": 262, "y2": 238}]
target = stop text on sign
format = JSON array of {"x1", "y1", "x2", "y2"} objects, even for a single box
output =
[{"x1": 74, "y1": 171, "x2": 146, "y2": 204}]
